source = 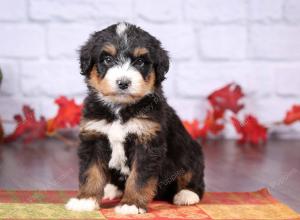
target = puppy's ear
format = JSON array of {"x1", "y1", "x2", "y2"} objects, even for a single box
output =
[
  {"x1": 79, "y1": 41, "x2": 93, "y2": 76},
  {"x1": 154, "y1": 47, "x2": 170, "y2": 84}
]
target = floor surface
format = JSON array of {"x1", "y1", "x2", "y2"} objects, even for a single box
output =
[{"x1": 0, "y1": 139, "x2": 299, "y2": 212}]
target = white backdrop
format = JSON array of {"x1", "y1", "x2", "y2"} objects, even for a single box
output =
[{"x1": 0, "y1": 0, "x2": 300, "y2": 138}]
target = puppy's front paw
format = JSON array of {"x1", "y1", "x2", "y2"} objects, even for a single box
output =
[
  {"x1": 103, "y1": 184, "x2": 123, "y2": 200},
  {"x1": 115, "y1": 204, "x2": 146, "y2": 215},
  {"x1": 65, "y1": 197, "x2": 99, "y2": 211},
  {"x1": 173, "y1": 189, "x2": 200, "y2": 205}
]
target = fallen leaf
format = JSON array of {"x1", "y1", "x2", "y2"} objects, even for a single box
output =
[
  {"x1": 208, "y1": 83, "x2": 244, "y2": 113},
  {"x1": 182, "y1": 119, "x2": 202, "y2": 140},
  {"x1": 47, "y1": 96, "x2": 83, "y2": 134},
  {"x1": 231, "y1": 115, "x2": 268, "y2": 145},
  {"x1": 283, "y1": 105, "x2": 300, "y2": 125},
  {"x1": 4, "y1": 106, "x2": 47, "y2": 143},
  {"x1": 198, "y1": 109, "x2": 225, "y2": 140},
  {"x1": 183, "y1": 109, "x2": 225, "y2": 140}
]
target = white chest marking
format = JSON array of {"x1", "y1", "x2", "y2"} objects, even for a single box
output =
[{"x1": 82, "y1": 118, "x2": 157, "y2": 175}]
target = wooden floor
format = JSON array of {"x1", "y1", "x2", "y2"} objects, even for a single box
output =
[{"x1": 0, "y1": 139, "x2": 299, "y2": 212}]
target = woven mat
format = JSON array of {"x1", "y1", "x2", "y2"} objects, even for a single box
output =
[{"x1": 0, "y1": 188, "x2": 299, "y2": 220}]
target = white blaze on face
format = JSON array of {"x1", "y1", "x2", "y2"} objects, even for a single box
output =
[
  {"x1": 116, "y1": 22, "x2": 128, "y2": 36},
  {"x1": 116, "y1": 22, "x2": 128, "y2": 45},
  {"x1": 105, "y1": 60, "x2": 143, "y2": 95}
]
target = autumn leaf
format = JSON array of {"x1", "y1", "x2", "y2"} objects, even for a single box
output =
[
  {"x1": 208, "y1": 83, "x2": 244, "y2": 113},
  {"x1": 231, "y1": 115, "x2": 268, "y2": 145},
  {"x1": 183, "y1": 119, "x2": 202, "y2": 139},
  {"x1": 283, "y1": 105, "x2": 300, "y2": 125},
  {"x1": 4, "y1": 106, "x2": 47, "y2": 144},
  {"x1": 47, "y1": 96, "x2": 83, "y2": 134},
  {"x1": 183, "y1": 110, "x2": 225, "y2": 140},
  {"x1": 198, "y1": 109, "x2": 225, "y2": 140}
]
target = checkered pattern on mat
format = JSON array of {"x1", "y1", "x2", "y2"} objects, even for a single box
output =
[{"x1": 0, "y1": 189, "x2": 299, "y2": 220}]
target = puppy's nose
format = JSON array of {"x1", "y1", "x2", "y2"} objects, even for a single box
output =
[{"x1": 116, "y1": 79, "x2": 131, "y2": 90}]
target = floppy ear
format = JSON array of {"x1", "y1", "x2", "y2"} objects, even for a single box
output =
[
  {"x1": 154, "y1": 47, "x2": 170, "y2": 84},
  {"x1": 79, "y1": 40, "x2": 93, "y2": 76}
]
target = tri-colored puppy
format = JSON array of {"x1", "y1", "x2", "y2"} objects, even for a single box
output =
[{"x1": 65, "y1": 22, "x2": 205, "y2": 215}]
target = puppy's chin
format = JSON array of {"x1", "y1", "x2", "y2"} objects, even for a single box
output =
[{"x1": 98, "y1": 92, "x2": 145, "y2": 106}]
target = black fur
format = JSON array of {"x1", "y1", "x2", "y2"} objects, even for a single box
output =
[{"x1": 77, "y1": 23, "x2": 205, "y2": 210}]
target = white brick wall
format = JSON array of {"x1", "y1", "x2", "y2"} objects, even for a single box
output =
[{"x1": 0, "y1": 0, "x2": 300, "y2": 138}]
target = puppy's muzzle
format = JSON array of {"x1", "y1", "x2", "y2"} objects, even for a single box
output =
[{"x1": 117, "y1": 78, "x2": 131, "y2": 90}]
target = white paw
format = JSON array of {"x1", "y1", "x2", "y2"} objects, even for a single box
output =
[
  {"x1": 173, "y1": 189, "x2": 200, "y2": 205},
  {"x1": 65, "y1": 197, "x2": 99, "y2": 211},
  {"x1": 103, "y1": 184, "x2": 123, "y2": 200},
  {"x1": 115, "y1": 204, "x2": 146, "y2": 215}
]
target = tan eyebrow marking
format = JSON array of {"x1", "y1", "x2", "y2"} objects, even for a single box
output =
[
  {"x1": 102, "y1": 43, "x2": 117, "y2": 56},
  {"x1": 133, "y1": 47, "x2": 149, "y2": 57}
]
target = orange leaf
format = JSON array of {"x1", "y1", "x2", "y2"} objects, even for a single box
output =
[
  {"x1": 283, "y1": 105, "x2": 300, "y2": 125},
  {"x1": 198, "y1": 109, "x2": 225, "y2": 140},
  {"x1": 183, "y1": 110, "x2": 225, "y2": 141},
  {"x1": 231, "y1": 115, "x2": 268, "y2": 145},
  {"x1": 47, "y1": 96, "x2": 83, "y2": 134},
  {"x1": 203, "y1": 109, "x2": 224, "y2": 135},
  {"x1": 208, "y1": 83, "x2": 244, "y2": 113},
  {"x1": 4, "y1": 106, "x2": 47, "y2": 143},
  {"x1": 182, "y1": 119, "x2": 202, "y2": 140}
]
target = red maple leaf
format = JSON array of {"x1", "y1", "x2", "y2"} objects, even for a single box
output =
[
  {"x1": 47, "y1": 96, "x2": 83, "y2": 134},
  {"x1": 182, "y1": 119, "x2": 202, "y2": 140},
  {"x1": 283, "y1": 105, "x2": 300, "y2": 125},
  {"x1": 183, "y1": 110, "x2": 225, "y2": 140},
  {"x1": 231, "y1": 115, "x2": 268, "y2": 145},
  {"x1": 198, "y1": 109, "x2": 225, "y2": 139},
  {"x1": 4, "y1": 106, "x2": 47, "y2": 143},
  {"x1": 208, "y1": 83, "x2": 244, "y2": 113}
]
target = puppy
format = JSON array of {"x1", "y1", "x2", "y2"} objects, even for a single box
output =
[{"x1": 65, "y1": 22, "x2": 205, "y2": 214}]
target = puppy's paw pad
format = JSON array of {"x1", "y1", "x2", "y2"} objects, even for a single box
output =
[
  {"x1": 65, "y1": 197, "x2": 99, "y2": 211},
  {"x1": 115, "y1": 204, "x2": 146, "y2": 215},
  {"x1": 103, "y1": 184, "x2": 123, "y2": 200},
  {"x1": 173, "y1": 189, "x2": 200, "y2": 205}
]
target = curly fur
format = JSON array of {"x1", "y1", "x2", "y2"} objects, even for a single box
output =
[{"x1": 67, "y1": 22, "x2": 205, "y2": 214}]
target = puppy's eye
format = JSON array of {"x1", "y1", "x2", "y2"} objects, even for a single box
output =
[
  {"x1": 134, "y1": 58, "x2": 145, "y2": 67},
  {"x1": 103, "y1": 56, "x2": 114, "y2": 65}
]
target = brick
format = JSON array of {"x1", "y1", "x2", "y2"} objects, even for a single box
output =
[
  {"x1": 199, "y1": 25, "x2": 247, "y2": 59},
  {"x1": 274, "y1": 65, "x2": 300, "y2": 96},
  {"x1": 20, "y1": 61, "x2": 86, "y2": 97},
  {"x1": 176, "y1": 62, "x2": 275, "y2": 97},
  {"x1": 162, "y1": 63, "x2": 177, "y2": 98},
  {"x1": 284, "y1": 0, "x2": 300, "y2": 23},
  {"x1": 244, "y1": 97, "x2": 296, "y2": 123},
  {"x1": 0, "y1": 24, "x2": 45, "y2": 58},
  {"x1": 168, "y1": 98, "x2": 207, "y2": 121},
  {"x1": 185, "y1": 0, "x2": 246, "y2": 22},
  {"x1": 0, "y1": 0, "x2": 27, "y2": 21},
  {"x1": 248, "y1": 0, "x2": 283, "y2": 21},
  {"x1": 29, "y1": 0, "x2": 133, "y2": 21},
  {"x1": 138, "y1": 23, "x2": 196, "y2": 60},
  {"x1": 135, "y1": 0, "x2": 181, "y2": 22},
  {"x1": 47, "y1": 24, "x2": 97, "y2": 59},
  {"x1": 249, "y1": 25, "x2": 300, "y2": 60},
  {"x1": 0, "y1": 61, "x2": 20, "y2": 95}
]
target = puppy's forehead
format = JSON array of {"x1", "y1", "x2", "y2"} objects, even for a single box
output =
[
  {"x1": 96, "y1": 23, "x2": 156, "y2": 58},
  {"x1": 115, "y1": 23, "x2": 152, "y2": 54},
  {"x1": 116, "y1": 22, "x2": 128, "y2": 36}
]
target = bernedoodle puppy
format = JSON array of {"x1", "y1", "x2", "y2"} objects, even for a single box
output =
[{"x1": 65, "y1": 22, "x2": 205, "y2": 215}]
